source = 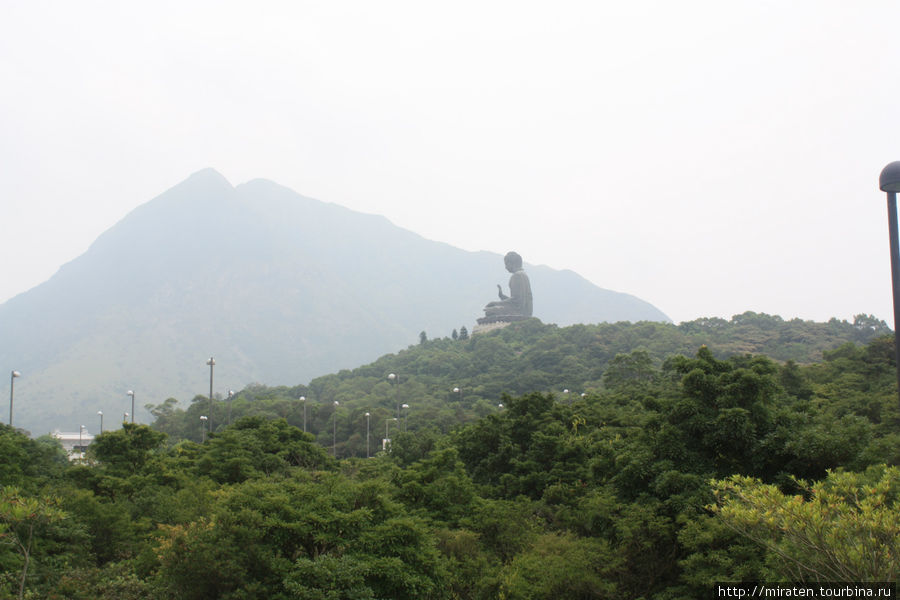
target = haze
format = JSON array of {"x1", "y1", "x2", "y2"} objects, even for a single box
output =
[{"x1": 1, "y1": 1, "x2": 898, "y2": 325}]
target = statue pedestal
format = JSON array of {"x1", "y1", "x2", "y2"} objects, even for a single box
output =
[{"x1": 473, "y1": 314, "x2": 530, "y2": 335}]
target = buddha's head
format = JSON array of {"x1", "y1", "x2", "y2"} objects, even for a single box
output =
[{"x1": 504, "y1": 251, "x2": 522, "y2": 273}]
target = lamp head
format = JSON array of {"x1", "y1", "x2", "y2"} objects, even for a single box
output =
[{"x1": 880, "y1": 161, "x2": 900, "y2": 192}]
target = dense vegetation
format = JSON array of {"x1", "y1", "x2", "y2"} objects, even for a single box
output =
[
  {"x1": 151, "y1": 312, "x2": 890, "y2": 452},
  {"x1": 1, "y1": 313, "x2": 898, "y2": 598}
]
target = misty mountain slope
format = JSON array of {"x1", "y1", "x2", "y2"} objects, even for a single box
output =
[{"x1": 0, "y1": 169, "x2": 668, "y2": 433}]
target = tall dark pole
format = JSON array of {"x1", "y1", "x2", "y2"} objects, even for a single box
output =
[
  {"x1": 9, "y1": 371, "x2": 19, "y2": 426},
  {"x1": 365, "y1": 412, "x2": 370, "y2": 458},
  {"x1": 300, "y1": 396, "x2": 307, "y2": 432},
  {"x1": 98, "y1": 410, "x2": 103, "y2": 434},
  {"x1": 127, "y1": 390, "x2": 135, "y2": 424},
  {"x1": 388, "y1": 373, "x2": 400, "y2": 419},
  {"x1": 879, "y1": 161, "x2": 900, "y2": 408},
  {"x1": 332, "y1": 401, "x2": 339, "y2": 458},
  {"x1": 207, "y1": 357, "x2": 215, "y2": 433}
]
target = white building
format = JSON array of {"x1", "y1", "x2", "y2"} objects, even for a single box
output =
[{"x1": 51, "y1": 429, "x2": 94, "y2": 460}]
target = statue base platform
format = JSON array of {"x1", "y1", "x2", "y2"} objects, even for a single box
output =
[{"x1": 473, "y1": 314, "x2": 530, "y2": 335}]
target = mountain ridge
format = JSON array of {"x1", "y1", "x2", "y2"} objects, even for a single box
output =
[{"x1": 0, "y1": 169, "x2": 670, "y2": 433}]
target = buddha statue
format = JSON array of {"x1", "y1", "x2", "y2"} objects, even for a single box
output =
[{"x1": 479, "y1": 251, "x2": 533, "y2": 322}]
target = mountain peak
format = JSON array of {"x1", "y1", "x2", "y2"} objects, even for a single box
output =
[
  {"x1": 185, "y1": 167, "x2": 232, "y2": 188},
  {"x1": 0, "y1": 171, "x2": 669, "y2": 433}
]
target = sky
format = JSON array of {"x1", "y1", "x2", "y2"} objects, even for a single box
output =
[{"x1": 2, "y1": 0, "x2": 899, "y2": 325}]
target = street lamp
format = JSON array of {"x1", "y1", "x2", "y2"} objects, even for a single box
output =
[
  {"x1": 365, "y1": 412, "x2": 371, "y2": 458},
  {"x1": 332, "y1": 401, "x2": 339, "y2": 458},
  {"x1": 384, "y1": 417, "x2": 398, "y2": 451},
  {"x1": 98, "y1": 410, "x2": 103, "y2": 434},
  {"x1": 300, "y1": 396, "x2": 307, "y2": 432},
  {"x1": 200, "y1": 415, "x2": 208, "y2": 443},
  {"x1": 9, "y1": 370, "x2": 20, "y2": 426},
  {"x1": 126, "y1": 390, "x2": 135, "y2": 423},
  {"x1": 206, "y1": 357, "x2": 215, "y2": 432},
  {"x1": 227, "y1": 390, "x2": 234, "y2": 426},
  {"x1": 123, "y1": 411, "x2": 129, "y2": 423},
  {"x1": 453, "y1": 386, "x2": 462, "y2": 403},
  {"x1": 388, "y1": 373, "x2": 401, "y2": 419},
  {"x1": 880, "y1": 161, "x2": 900, "y2": 407},
  {"x1": 401, "y1": 403, "x2": 410, "y2": 431},
  {"x1": 79, "y1": 425, "x2": 85, "y2": 460}
]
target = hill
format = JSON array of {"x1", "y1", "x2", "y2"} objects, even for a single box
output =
[
  {"x1": 147, "y1": 313, "x2": 892, "y2": 452},
  {"x1": 0, "y1": 169, "x2": 668, "y2": 433}
]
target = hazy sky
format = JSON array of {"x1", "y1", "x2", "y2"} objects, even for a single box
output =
[{"x1": 2, "y1": 1, "x2": 899, "y2": 325}]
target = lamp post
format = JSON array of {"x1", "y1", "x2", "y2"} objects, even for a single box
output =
[
  {"x1": 332, "y1": 401, "x2": 339, "y2": 458},
  {"x1": 9, "y1": 370, "x2": 20, "y2": 426},
  {"x1": 300, "y1": 396, "x2": 307, "y2": 432},
  {"x1": 879, "y1": 161, "x2": 900, "y2": 407},
  {"x1": 388, "y1": 373, "x2": 400, "y2": 419},
  {"x1": 227, "y1": 390, "x2": 234, "y2": 426},
  {"x1": 123, "y1": 411, "x2": 129, "y2": 423},
  {"x1": 98, "y1": 410, "x2": 103, "y2": 434},
  {"x1": 206, "y1": 357, "x2": 215, "y2": 432},
  {"x1": 384, "y1": 417, "x2": 398, "y2": 451},
  {"x1": 365, "y1": 412, "x2": 371, "y2": 458},
  {"x1": 401, "y1": 403, "x2": 409, "y2": 431},
  {"x1": 453, "y1": 386, "x2": 462, "y2": 403},
  {"x1": 126, "y1": 390, "x2": 135, "y2": 423},
  {"x1": 200, "y1": 415, "x2": 208, "y2": 443},
  {"x1": 79, "y1": 425, "x2": 85, "y2": 460}
]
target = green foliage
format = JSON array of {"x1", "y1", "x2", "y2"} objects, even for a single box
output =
[
  {"x1": 711, "y1": 465, "x2": 900, "y2": 582},
  {"x1": 146, "y1": 315, "x2": 889, "y2": 456},
  {"x1": 498, "y1": 532, "x2": 619, "y2": 599},
  {"x1": 193, "y1": 417, "x2": 331, "y2": 484},
  {"x1": 0, "y1": 486, "x2": 66, "y2": 599},
  {"x1": 2, "y1": 315, "x2": 897, "y2": 598},
  {"x1": 88, "y1": 423, "x2": 168, "y2": 476},
  {"x1": 0, "y1": 425, "x2": 67, "y2": 489}
]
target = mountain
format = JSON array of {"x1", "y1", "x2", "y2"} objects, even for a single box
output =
[{"x1": 0, "y1": 168, "x2": 669, "y2": 433}]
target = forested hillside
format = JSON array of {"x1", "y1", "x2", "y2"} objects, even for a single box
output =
[
  {"x1": 149, "y1": 311, "x2": 890, "y2": 452},
  {"x1": 1, "y1": 312, "x2": 897, "y2": 598}
]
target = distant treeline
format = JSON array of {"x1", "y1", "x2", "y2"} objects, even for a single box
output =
[{"x1": 149, "y1": 311, "x2": 890, "y2": 452}]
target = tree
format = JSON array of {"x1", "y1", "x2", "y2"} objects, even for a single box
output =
[
  {"x1": 459, "y1": 326, "x2": 468, "y2": 340},
  {"x1": 498, "y1": 532, "x2": 619, "y2": 599},
  {"x1": 0, "y1": 487, "x2": 65, "y2": 600},
  {"x1": 711, "y1": 465, "x2": 900, "y2": 582},
  {"x1": 0, "y1": 425, "x2": 67, "y2": 488},
  {"x1": 420, "y1": 331, "x2": 428, "y2": 345},
  {"x1": 89, "y1": 423, "x2": 167, "y2": 476},
  {"x1": 602, "y1": 350, "x2": 657, "y2": 390},
  {"x1": 193, "y1": 417, "x2": 331, "y2": 484}
]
